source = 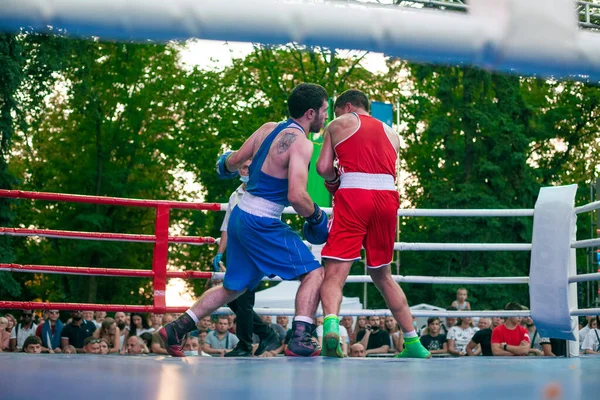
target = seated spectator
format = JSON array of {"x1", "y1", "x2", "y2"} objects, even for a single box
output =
[
  {"x1": 384, "y1": 316, "x2": 402, "y2": 353},
  {"x1": 129, "y1": 313, "x2": 153, "y2": 337},
  {"x1": 94, "y1": 311, "x2": 107, "y2": 329},
  {"x1": 162, "y1": 313, "x2": 173, "y2": 325},
  {"x1": 98, "y1": 339, "x2": 110, "y2": 355},
  {"x1": 114, "y1": 312, "x2": 129, "y2": 351},
  {"x1": 442, "y1": 307, "x2": 458, "y2": 335},
  {"x1": 140, "y1": 332, "x2": 153, "y2": 351},
  {"x1": 151, "y1": 331, "x2": 168, "y2": 355},
  {"x1": 581, "y1": 317, "x2": 599, "y2": 355},
  {"x1": 467, "y1": 317, "x2": 493, "y2": 356},
  {"x1": 23, "y1": 335, "x2": 42, "y2": 354},
  {"x1": 492, "y1": 316, "x2": 505, "y2": 329},
  {"x1": 491, "y1": 302, "x2": 531, "y2": 356},
  {"x1": 579, "y1": 316, "x2": 595, "y2": 352},
  {"x1": 316, "y1": 318, "x2": 349, "y2": 356},
  {"x1": 36, "y1": 309, "x2": 63, "y2": 354},
  {"x1": 276, "y1": 316, "x2": 289, "y2": 331},
  {"x1": 63, "y1": 345, "x2": 77, "y2": 354},
  {"x1": 349, "y1": 343, "x2": 366, "y2": 358},
  {"x1": 340, "y1": 316, "x2": 355, "y2": 344},
  {"x1": 420, "y1": 317, "x2": 448, "y2": 355},
  {"x1": 0, "y1": 317, "x2": 10, "y2": 351},
  {"x1": 190, "y1": 316, "x2": 213, "y2": 337},
  {"x1": 10, "y1": 310, "x2": 38, "y2": 352},
  {"x1": 125, "y1": 335, "x2": 145, "y2": 355},
  {"x1": 447, "y1": 315, "x2": 477, "y2": 357},
  {"x1": 356, "y1": 316, "x2": 390, "y2": 355},
  {"x1": 149, "y1": 313, "x2": 163, "y2": 332},
  {"x1": 478, "y1": 317, "x2": 491, "y2": 330},
  {"x1": 93, "y1": 317, "x2": 121, "y2": 353},
  {"x1": 4, "y1": 313, "x2": 16, "y2": 333},
  {"x1": 82, "y1": 311, "x2": 95, "y2": 327},
  {"x1": 522, "y1": 316, "x2": 554, "y2": 356},
  {"x1": 353, "y1": 316, "x2": 368, "y2": 341},
  {"x1": 61, "y1": 311, "x2": 96, "y2": 352},
  {"x1": 82, "y1": 337, "x2": 101, "y2": 354},
  {"x1": 183, "y1": 336, "x2": 211, "y2": 357},
  {"x1": 204, "y1": 316, "x2": 239, "y2": 357}
]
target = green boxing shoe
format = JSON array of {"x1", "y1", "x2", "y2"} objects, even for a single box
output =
[
  {"x1": 321, "y1": 315, "x2": 344, "y2": 358},
  {"x1": 395, "y1": 336, "x2": 431, "y2": 359},
  {"x1": 321, "y1": 332, "x2": 344, "y2": 358}
]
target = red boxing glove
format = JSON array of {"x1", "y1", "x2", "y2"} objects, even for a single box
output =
[{"x1": 324, "y1": 168, "x2": 340, "y2": 196}]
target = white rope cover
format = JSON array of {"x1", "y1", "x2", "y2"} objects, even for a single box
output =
[
  {"x1": 211, "y1": 273, "x2": 530, "y2": 285},
  {"x1": 1, "y1": 0, "x2": 600, "y2": 81},
  {"x1": 212, "y1": 307, "x2": 533, "y2": 318}
]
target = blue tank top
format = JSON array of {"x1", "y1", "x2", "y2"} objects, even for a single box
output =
[{"x1": 246, "y1": 119, "x2": 305, "y2": 206}]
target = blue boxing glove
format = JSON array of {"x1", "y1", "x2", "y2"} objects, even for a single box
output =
[
  {"x1": 303, "y1": 203, "x2": 329, "y2": 245},
  {"x1": 212, "y1": 253, "x2": 223, "y2": 272},
  {"x1": 215, "y1": 151, "x2": 239, "y2": 180}
]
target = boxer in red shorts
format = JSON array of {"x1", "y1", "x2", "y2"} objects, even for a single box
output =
[{"x1": 316, "y1": 89, "x2": 430, "y2": 359}]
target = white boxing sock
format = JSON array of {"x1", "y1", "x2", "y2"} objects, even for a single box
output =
[
  {"x1": 404, "y1": 330, "x2": 418, "y2": 339},
  {"x1": 186, "y1": 310, "x2": 199, "y2": 324},
  {"x1": 294, "y1": 316, "x2": 314, "y2": 324}
]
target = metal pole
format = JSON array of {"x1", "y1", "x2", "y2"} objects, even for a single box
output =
[{"x1": 396, "y1": 98, "x2": 401, "y2": 276}]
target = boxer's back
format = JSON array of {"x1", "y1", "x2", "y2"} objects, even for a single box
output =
[{"x1": 331, "y1": 112, "x2": 398, "y2": 178}]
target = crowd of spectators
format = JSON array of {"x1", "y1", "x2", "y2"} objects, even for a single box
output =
[{"x1": 0, "y1": 289, "x2": 598, "y2": 357}]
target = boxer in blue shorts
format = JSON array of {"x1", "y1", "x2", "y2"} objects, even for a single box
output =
[{"x1": 159, "y1": 83, "x2": 329, "y2": 357}]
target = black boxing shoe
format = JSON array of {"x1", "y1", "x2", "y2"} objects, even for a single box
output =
[
  {"x1": 224, "y1": 344, "x2": 253, "y2": 357},
  {"x1": 254, "y1": 329, "x2": 279, "y2": 357},
  {"x1": 158, "y1": 313, "x2": 196, "y2": 357},
  {"x1": 285, "y1": 321, "x2": 320, "y2": 357}
]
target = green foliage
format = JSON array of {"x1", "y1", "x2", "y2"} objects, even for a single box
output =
[{"x1": 3, "y1": 35, "x2": 599, "y2": 312}]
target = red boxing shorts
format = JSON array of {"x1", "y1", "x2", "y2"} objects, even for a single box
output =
[{"x1": 322, "y1": 187, "x2": 399, "y2": 268}]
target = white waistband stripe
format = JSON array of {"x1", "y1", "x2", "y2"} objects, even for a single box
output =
[
  {"x1": 339, "y1": 173, "x2": 396, "y2": 191},
  {"x1": 238, "y1": 192, "x2": 285, "y2": 219}
]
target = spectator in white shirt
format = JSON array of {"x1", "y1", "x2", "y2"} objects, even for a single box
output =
[
  {"x1": 581, "y1": 317, "x2": 599, "y2": 355},
  {"x1": 447, "y1": 316, "x2": 478, "y2": 357},
  {"x1": 9, "y1": 310, "x2": 38, "y2": 352}
]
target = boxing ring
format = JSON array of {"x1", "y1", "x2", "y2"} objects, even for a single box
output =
[
  {"x1": 1, "y1": 185, "x2": 599, "y2": 399},
  {"x1": 1, "y1": 0, "x2": 600, "y2": 399}
]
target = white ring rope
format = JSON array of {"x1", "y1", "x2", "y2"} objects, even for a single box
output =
[
  {"x1": 212, "y1": 308, "x2": 534, "y2": 318},
  {"x1": 575, "y1": 200, "x2": 600, "y2": 214},
  {"x1": 280, "y1": 206, "x2": 535, "y2": 217},
  {"x1": 394, "y1": 243, "x2": 531, "y2": 251},
  {"x1": 1, "y1": 0, "x2": 600, "y2": 81},
  {"x1": 211, "y1": 273, "x2": 530, "y2": 285},
  {"x1": 570, "y1": 238, "x2": 600, "y2": 249}
]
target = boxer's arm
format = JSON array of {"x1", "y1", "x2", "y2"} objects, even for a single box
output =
[
  {"x1": 288, "y1": 139, "x2": 317, "y2": 217},
  {"x1": 226, "y1": 122, "x2": 277, "y2": 171},
  {"x1": 316, "y1": 126, "x2": 337, "y2": 181}
]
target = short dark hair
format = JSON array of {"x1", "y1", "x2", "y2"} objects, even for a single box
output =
[
  {"x1": 427, "y1": 317, "x2": 441, "y2": 325},
  {"x1": 287, "y1": 83, "x2": 328, "y2": 118},
  {"x1": 23, "y1": 335, "x2": 41, "y2": 348},
  {"x1": 504, "y1": 302, "x2": 525, "y2": 311},
  {"x1": 334, "y1": 89, "x2": 369, "y2": 112}
]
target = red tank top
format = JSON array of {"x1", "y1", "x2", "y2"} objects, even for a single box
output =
[{"x1": 335, "y1": 114, "x2": 397, "y2": 177}]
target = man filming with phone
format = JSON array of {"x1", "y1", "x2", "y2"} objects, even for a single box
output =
[{"x1": 356, "y1": 316, "x2": 390, "y2": 355}]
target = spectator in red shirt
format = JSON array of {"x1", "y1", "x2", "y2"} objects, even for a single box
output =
[{"x1": 491, "y1": 302, "x2": 531, "y2": 356}]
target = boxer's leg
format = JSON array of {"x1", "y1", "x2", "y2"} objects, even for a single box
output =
[{"x1": 159, "y1": 285, "x2": 245, "y2": 357}]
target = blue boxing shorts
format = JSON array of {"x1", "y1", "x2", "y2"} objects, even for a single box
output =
[{"x1": 224, "y1": 193, "x2": 322, "y2": 291}]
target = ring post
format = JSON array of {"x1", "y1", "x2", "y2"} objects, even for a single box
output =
[
  {"x1": 529, "y1": 184, "x2": 578, "y2": 353},
  {"x1": 152, "y1": 205, "x2": 170, "y2": 313}
]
